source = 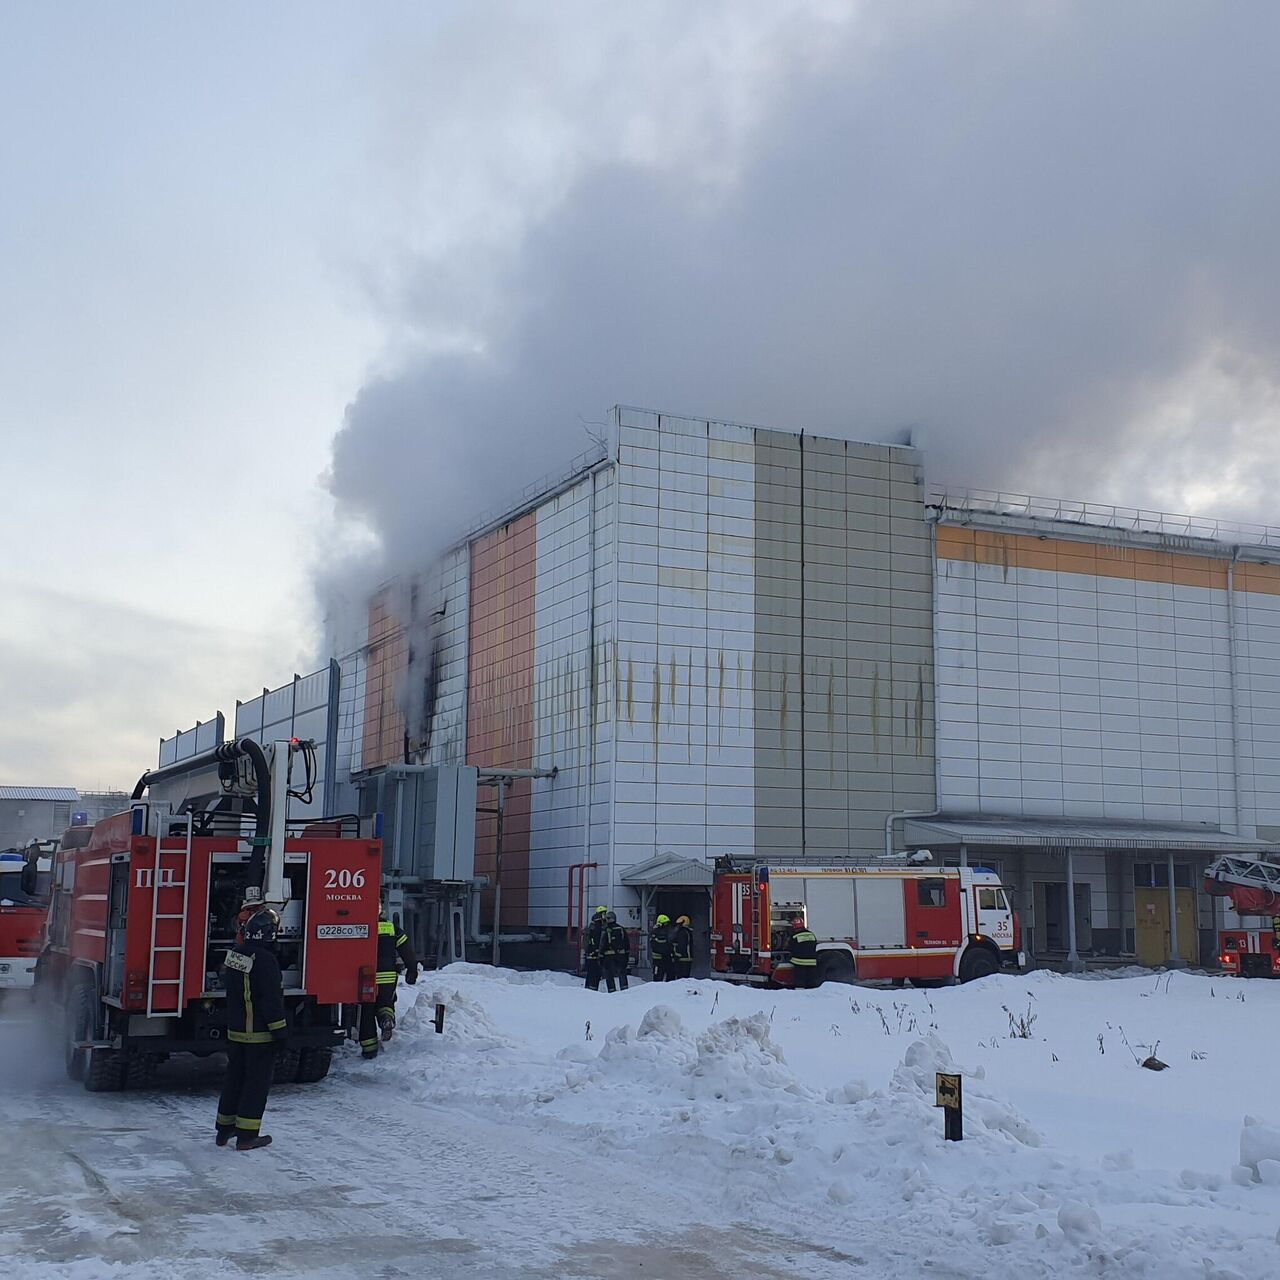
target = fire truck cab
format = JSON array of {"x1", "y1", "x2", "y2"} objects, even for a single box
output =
[
  {"x1": 0, "y1": 844, "x2": 53, "y2": 992},
  {"x1": 713, "y1": 858, "x2": 1025, "y2": 986},
  {"x1": 37, "y1": 739, "x2": 383, "y2": 1090}
]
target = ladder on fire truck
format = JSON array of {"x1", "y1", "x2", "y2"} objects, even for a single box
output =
[
  {"x1": 1205, "y1": 853, "x2": 1280, "y2": 899},
  {"x1": 146, "y1": 811, "x2": 194, "y2": 1017}
]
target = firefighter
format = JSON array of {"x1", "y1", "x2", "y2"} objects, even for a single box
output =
[
  {"x1": 784, "y1": 915, "x2": 819, "y2": 989},
  {"x1": 602, "y1": 911, "x2": 630, "y2": 992},
  {"x1": 650, "y1": 914, "x2": 673, "y2": 982},
  {"x1": 671, "y1": 914, "x2": 694, "y2": 980},
  {"x1": 583, "y1": 905, "x2": 608, "y2": 991},
  {"x1": 216, "y1": 908, "x2": 287, "y2": 1151},
  {"x1": 358, "y1": 910, "x2": 419, "y2": 1058}
]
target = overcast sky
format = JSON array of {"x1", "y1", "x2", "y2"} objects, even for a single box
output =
[{"x1": 5, "y1": 2, "x2": 1279, "y2": 789}]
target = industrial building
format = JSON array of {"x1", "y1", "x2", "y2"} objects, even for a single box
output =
[
  {"x1": 0, "y1": 786, "x2": 79, "y2": 849},
  {"x1": 335, "y1": 406, "x2": 1280, "y2": 970}
]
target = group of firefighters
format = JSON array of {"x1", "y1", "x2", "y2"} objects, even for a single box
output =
[
  {"x1": 215, "y1": 897, "x2": 819, "y2": 1148},
  {"x1": 581, "y1": 907, "x2": 818, "y2": 991},
  {"x1": 581, "y1": 906, "x2": 695, "y2": 991}
]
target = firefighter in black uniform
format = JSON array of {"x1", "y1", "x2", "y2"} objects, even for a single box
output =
[
  {"x1": 671, "y1": 915, "x2": 694, "y2": 980},
  {"x1": 650, "y1": 914, "x2": 673, "y2": 982},
  {"x1": 583, "y1": 906, "x2": 608, "y2": 991},
  {"x1": 216, "y1": 908, "x2": 287, "y2": 1150},
  {"x1": 602, "y1": 911, "x2": 630, "y2": 991},
  {"x1": 358, "y1": 911, "x2": 418, "y2": 1058},
  {"x1": 784, "y1": 915, "x2": 820, "y2": 989}
]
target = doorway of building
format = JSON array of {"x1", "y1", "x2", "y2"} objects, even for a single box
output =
[
  {"x1": 650, "y1": 890, "x2": 712, "y2": 978},
  {"x1": 1134, "y1": 889, "x2": 1199, "y2": 967},
  {"x1": 1037, "y1": 881, "x2": 1092, "y2": 954}
]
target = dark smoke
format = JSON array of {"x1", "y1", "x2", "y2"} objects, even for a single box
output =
[{"x1": 325, "y1": 1, "x2": 1280, "y2": 604}]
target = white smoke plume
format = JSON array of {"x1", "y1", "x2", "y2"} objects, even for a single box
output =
[{"x1": 322, "y1": 1, "x2": 1280, "y2": 621}]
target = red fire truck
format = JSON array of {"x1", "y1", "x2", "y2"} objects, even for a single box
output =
[
  {"x1": 0, "y1": 844, "x2": 53, "y2": 993},
  {"x1": 1206, "y1": 854, "x2": 1280, "y2": 977},
  {"x1": 37, "y1": 738, "x2": 382, "y2": 1090},
  {"x1": 712, "y1": 859, "x2": 1025, "y2": 986}
]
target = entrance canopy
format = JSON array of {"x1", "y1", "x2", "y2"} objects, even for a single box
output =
[
  {"x1": 902, "y1": 815, "x2": 1276, "y2": 855},
  {"x1": 621, "y1": 851, "x2": 714, "y2": 888}
]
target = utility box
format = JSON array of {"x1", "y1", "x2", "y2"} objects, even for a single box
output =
[{"x1": 356, "y1": 765, "x2": 477, "y2": 883}]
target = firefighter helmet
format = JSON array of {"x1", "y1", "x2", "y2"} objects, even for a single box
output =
[
  {"x1": 593, "y1": 905, "x2": 608, "y2": 917},
  {"x1": 790, "y1": 916, "x2": 805, "y2": 929},
  {"x1": 676, "y1": 915, "x2": 691, "y2": 926},
  {"x1": 605, "y1": 911, "x2": 617, "y2": 924},
  {"x1": 242, "y1": 908, "x2": 280, "y2": 943},
  {"x1": 656, "y1": 914, "x2": 670, "y2": 926}
]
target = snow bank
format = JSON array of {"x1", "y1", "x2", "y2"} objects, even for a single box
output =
[{"x1": 348, "y1": 966, "x2": 1280, "y2": 1276}]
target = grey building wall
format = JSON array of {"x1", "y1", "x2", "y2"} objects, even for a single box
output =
[
  {"x1": 753, "y1": 430, "x2": 935, "y2": 858},
  {"x1": 0, "y1": 797, "x2": 74, "y2": 848}
]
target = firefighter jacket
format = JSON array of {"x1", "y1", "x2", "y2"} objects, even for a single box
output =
[
  {"x1": 223, "y1": 942, "x2": 288, "y2": 1045},
  {"x1": 603, "y1": 922, "x2": 630, "y2": 961},
  {"x1": 785, "y1": 928, "x2": 819, "y2": 967},
  {"x1": 671, "y1": 923, "x2": 693, "y2": 964},
  {"x1": 650, "y1": 923, "x2": 673, "y2": 965},
  {"x1": 584, "y1": 918, "x2": 607, "y2": 961},
  {"x1": 377, "y1": 919, "x2": 418, "y2": 985}
]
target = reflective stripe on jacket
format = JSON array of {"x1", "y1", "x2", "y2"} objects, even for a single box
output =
[
  {"x1": 786, "y1": 929, "x2": 818, "y2": 966},
  {"x1": 224, "y1": 943, "x2": 287, "y2": 1044},
  {"x1": 671, "y1": 925, "x2": 693, "y2": 963},
  {"x1": 603, "y1": 923, "x2": 629, "y2": 958},
  {"x1": 376, "y1": 918, "x2": 417, "y2": 983}
]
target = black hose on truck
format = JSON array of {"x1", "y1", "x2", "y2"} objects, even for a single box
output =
[{"x1": 131, "y1": 738, "x2": 273, "y2": 888}]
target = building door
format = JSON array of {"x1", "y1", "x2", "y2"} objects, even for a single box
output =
[
  {"x1": 1134, "y1": 888, "x2": 1199, "y2": 967},
  {"x1": 1038, "y1": 882, "x2": 1092, "y2": 953},
  {"x1": 653, "y1": 890, "x2": 712, "y2": 977}
]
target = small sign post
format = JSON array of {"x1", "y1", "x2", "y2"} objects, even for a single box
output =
[
  {"x1": 935, "y1": 1072, "x2": 963, "y2": 1141},
  {"x1": 434, "y1": 1003, "x2": 446, "y2": 1035}
]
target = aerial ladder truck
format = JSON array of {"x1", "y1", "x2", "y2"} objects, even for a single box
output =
[{"x1": 1205, "y1": 854, "x2": 1280, "y2": 977}]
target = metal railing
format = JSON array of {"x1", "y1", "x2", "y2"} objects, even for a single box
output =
[{"x1": 927, "y1": 485, "x2": 1280, "y2": 551}]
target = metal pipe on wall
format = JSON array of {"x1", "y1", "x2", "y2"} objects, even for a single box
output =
[{"x1": 1165, "y1": 849, "x2": 1186, "y2": 969}]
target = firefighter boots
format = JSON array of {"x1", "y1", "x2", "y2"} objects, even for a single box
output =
[{"x1": 236, "y1": 1134, "x2": 274, "y2": 1151}]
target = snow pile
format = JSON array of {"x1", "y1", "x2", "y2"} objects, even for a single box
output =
[{"x1": 343, "y1": 966, "x2": 1280, "y2": 1276}]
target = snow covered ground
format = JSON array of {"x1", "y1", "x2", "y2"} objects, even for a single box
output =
[{"x1": 5, "y1": 967, "x2": 1280, "y2": 1277}]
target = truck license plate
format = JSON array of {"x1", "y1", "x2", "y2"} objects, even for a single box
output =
[{"x1": 316, "y1": 924, "x2": 369, "y2": 940}]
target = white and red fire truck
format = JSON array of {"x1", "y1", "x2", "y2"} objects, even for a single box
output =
[
  {"x1": 0, "y1": 844, "x2": 53, "y2": 992},
  {"x1": 1206, "y1": 854, "x2": 1280, "y2": 977},
  {"x1": 36, "y1": 738, "x2": 383, "y2": 1090},
  {"x1": 712, "y1": 858, "x2": 1025, "y2": 986}
]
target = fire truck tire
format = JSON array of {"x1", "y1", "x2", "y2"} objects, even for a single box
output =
[
  {"x1": 294, "y1": 1046, "x2": 333, "y2": 1084},
  {"x1": 958, "y1": 946, "x2": 1000, "y2": 983},
  {"x1": 817, "y1": 952, "x2": 857, "y2": 985},
  {"x1": 84, "y1": 1047, "x2": 125, "y2": 1092},
  {"x1": 272, "y1": 1048, "x2": 301, "y2": 1084},
  {"x1": 122, "y1": 1054, "x2": 159, "y2": 1091}
]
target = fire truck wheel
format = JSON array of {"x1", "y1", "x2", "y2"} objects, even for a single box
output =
[
  {"x1": 294, "y1": 1046, "x2": 333, "y2": 1084},
  {"x1": 123, "y1": 1054, "x2": 159, "y2": 1091},
  {"x1": 272, "y1": 1048, "x2": 301, "y2": 1084},
  {"x1": 84, "y1": 1047, "x2": 125, "y2": 1092},
  {"x1": 958, "y1": 946, "x2": 1000, "y2": 984},
  {"x1": 817, "y1": 952, "x2": 856, "y2": 985}
]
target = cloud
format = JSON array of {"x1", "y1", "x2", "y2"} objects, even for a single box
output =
[
  {"x1": 324, "y1": 0, "x2": 1280, "y2": 600},
  {"x1": 0, "y1": 583, "x2": 304, "y2": 788}
]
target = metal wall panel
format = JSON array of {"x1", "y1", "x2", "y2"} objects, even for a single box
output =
[
  {"x1": 158, "y1": 713, "x2": 224, "y2": 768},
  {"x1": 234, "y1": 663, "x2": 340, "y2": 816}
]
